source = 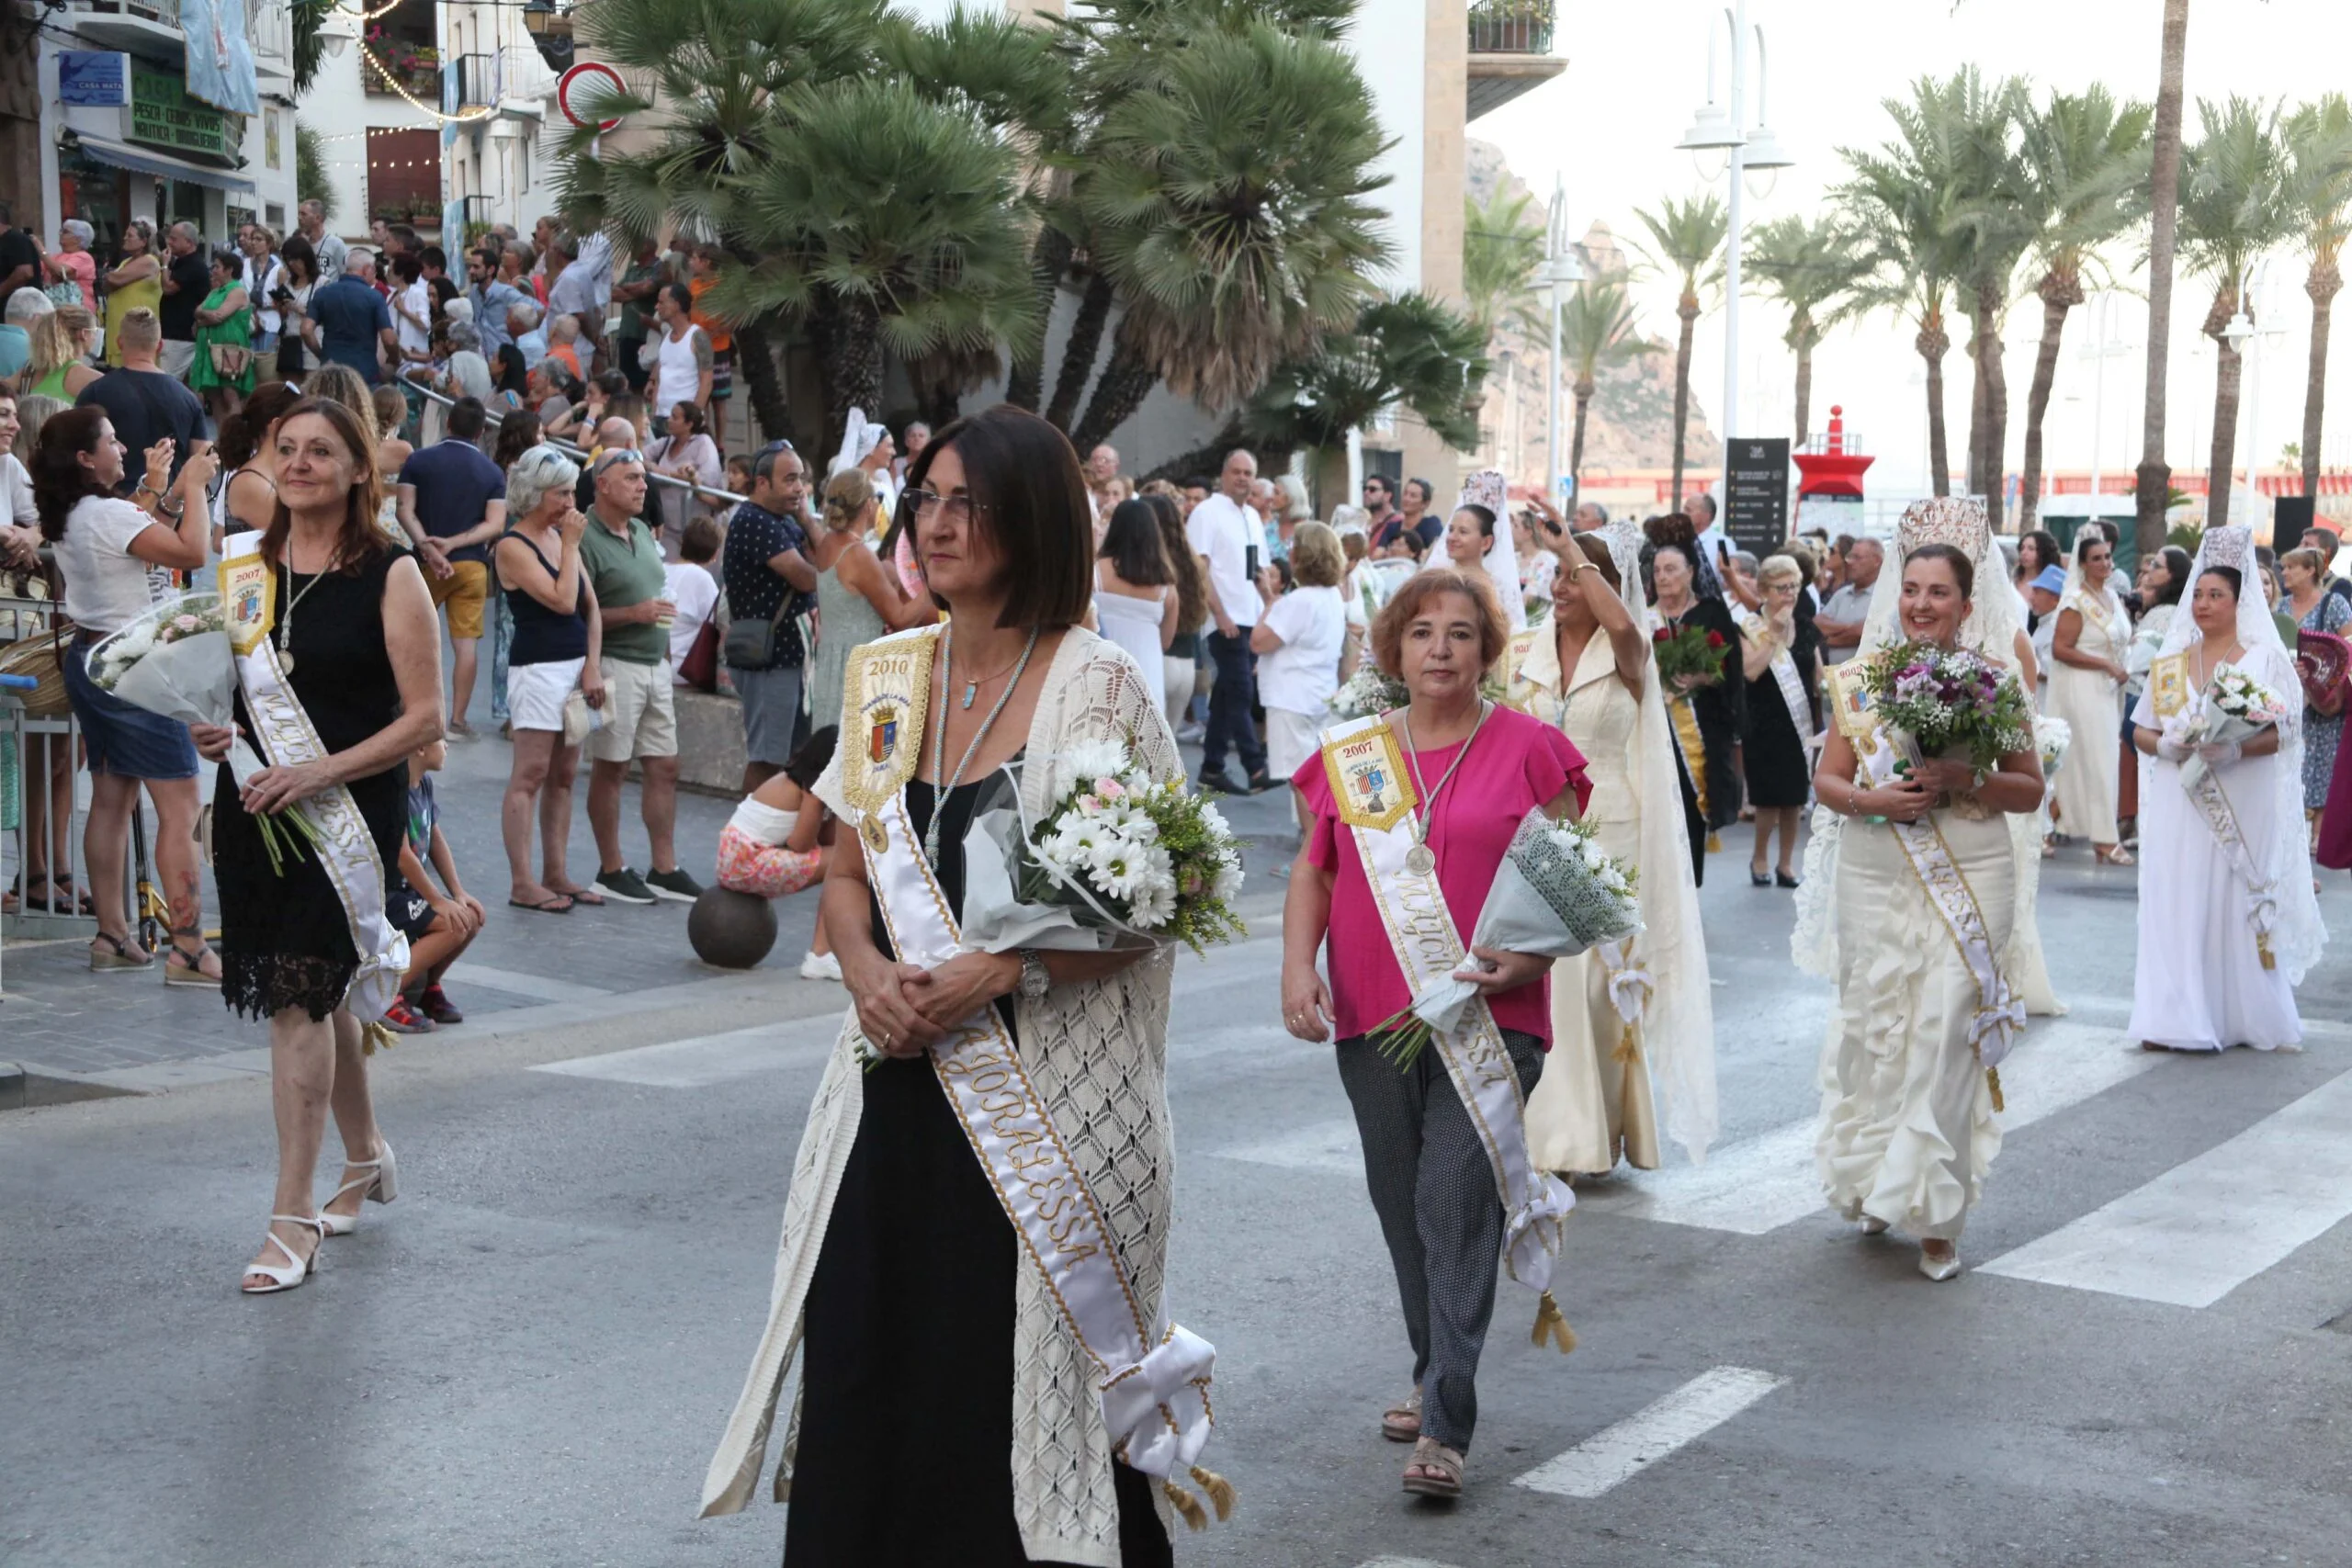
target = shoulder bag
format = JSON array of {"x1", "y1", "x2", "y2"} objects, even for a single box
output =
[{"x1": 723, "y1": 584, "x2": 795, "y2": 671}]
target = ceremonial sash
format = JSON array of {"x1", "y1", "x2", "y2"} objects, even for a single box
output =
[
  {"x1": 2149, "y1": 652, "x2": 2278, "y2": 969},
  {"x1": 220, "y1": 534, "x2": 409, "y2": 1025},
  {"x1": 839, "y1": 629, "x2": 1220, "y2": 1488},
  {"x1": 2064, "y1": 585, "x2": 2117, "y2": 638},
  {"x1": 1668, "y1": 694, "x2": 1709, "y2": 817},
  {"x1": 1738, "y1": 608, "x2": 1816, "y2": 751},
  {"x1": 1320, "y1": 715, "x2": 1578, "y2": 1308},
  {"x1": 1826, "y1": 661, "x2": 2023, "y2": 1080}
]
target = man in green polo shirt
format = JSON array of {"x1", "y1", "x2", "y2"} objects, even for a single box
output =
[{"x1": 579, "y1": 446, "x2": 703, "y2": 905}]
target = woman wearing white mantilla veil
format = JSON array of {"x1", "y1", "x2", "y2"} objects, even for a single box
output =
[
  {"x1": 1517, "y1": 521, "x2": 1718, "y2": 1175},
  {"x1": 2128, "y1": 525, "x2": 2323, "y2": 1052},
  {"x1": 2046, "y1": 529, "x2": 2132, "y2": 863}
]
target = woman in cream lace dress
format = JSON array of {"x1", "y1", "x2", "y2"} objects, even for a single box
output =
[
  {"x1": 1517, "y1": 525, "x2": 1717, "y2": 1176},
  {"x1": 2047, "y1": 530, "x2": 2132, "y2": 863},
  {"x1": 1800, "y1": 504, "x2": 2045, "y2": 1282}
]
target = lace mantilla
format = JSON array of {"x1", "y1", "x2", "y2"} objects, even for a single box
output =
[{"x1": 704, "y1": 630, "x2": 1187, "y2": 1567}]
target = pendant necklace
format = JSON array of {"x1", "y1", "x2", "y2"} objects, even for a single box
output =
[
  {"x1": 922, "y1": 622, "x2": 1042, "y2": 868},
  {"x1": 957, "y1": 642, "x2": 1030, "y2": 709},
  {"x1": 277, "y1": 552, "x2": 332, "y2": 675},
  {"x1": 1396, "y1": 699, "x2": 1491, "y2": 876}
]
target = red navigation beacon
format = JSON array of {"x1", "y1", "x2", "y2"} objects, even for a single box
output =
[{"x1": 1792, "y1": 405, "x2": 1875, "y2": 500}]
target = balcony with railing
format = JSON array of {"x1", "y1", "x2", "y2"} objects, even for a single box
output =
[
  {"x1": 64, "y1": 0, "x2": 184, "y2": 56},
  {"x1": 1467, "y1": 0, "x2": 1565, "y2": 122},
  {"x1": 456, "y1": 53, "x2": 499, "y2": 110}
]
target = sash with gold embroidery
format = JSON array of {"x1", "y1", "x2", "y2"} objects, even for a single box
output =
[
  {"x1": 2148, "y1": 652, "x2": 2279, "y2": 969},
  {"x1": 220, "y1": 533, "x2": 409, "y2": 1027},
  {"x1": 1738, "y1": 606, "x2": 1816, "y2": 752},
  {"x1": 835, "y1": 628, "x2": 1224, "y2": 1502},
  {"x1": 1320, "y1": 714, "x2": 1578, "y2": 1348},
  {"x1": 1826, "y1": 661, "x2": 2023, "y2": 1082}
]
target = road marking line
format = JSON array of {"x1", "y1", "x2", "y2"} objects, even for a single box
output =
[
  {"x1": 446, "y1": 963, "x2": 614, "y2": 1003},
  {"x1": 1353, "y1": 1559, "x2": 1463, "y2": 1568},
  {"x1": 531, "y1": 1026, "x2": 817, "y2": 1089},
  {"x1": 1575, "y1": 1021, "x2": 2162, "y2": 1235},
  {"x1": 1979, "y1": 1068, "x2": 2352, "y2": 1307},
  {"x1": 1211, "y1": 1117, "x2": 1363, "y2": 1177},
  {"x1": 1512, "y1": 1366, "x2": 1786, "y2": 1498}
]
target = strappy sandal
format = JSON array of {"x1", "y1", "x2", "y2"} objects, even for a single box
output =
[
  {"x1": 320, "y1": 1141, "x2": 398, "y2": 1237},
  {"x1": 241, "y1": 1214, "x2": 327, "y2": 1294},
  {"x1": 89, "y1": 931, "x2": 153, "y2": 971},
  {"x1": 1381, "y1": 1386, "x2": 1422, "y2": 1443},
  {"x1": 164, "y1": 940, "x2": 221, "y2": 987},
  {"x1": 2095, "y1": 845, "x2": 2136, "y2": 866},
  {"x1": 1401, "y1": 1436, "x2": 1464, "y2": 1499}
]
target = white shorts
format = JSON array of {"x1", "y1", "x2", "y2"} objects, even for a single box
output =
[
  {"x1": 1265, "y1": 707, "x2": 1324, "y2": 784},
  {"x1": 508, "y1": 657, "x2": 585, "y2": 734},
  {"x1": 588, "y1": 656, "x2": 678, "y2": 762}
]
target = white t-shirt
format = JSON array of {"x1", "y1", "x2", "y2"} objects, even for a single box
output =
[
  {"x1": 664, "y1": 558, "x2": 719, "y2": 675},
  {"x1": 395, "y1": 278, "x2": 433, "y2": 358},
  {"x1": 1185, "y1": 491, "x2": 1260, "y2": 630},
  {"x1": 2, "y1": 452, "x2": 34, "y2": 527},
  {"x1": 1256, "y1": 584, "x2": 1346, "y2": 716},
  {"x1": 56, "y1": 495, "x2": 163, "y2": 634}
]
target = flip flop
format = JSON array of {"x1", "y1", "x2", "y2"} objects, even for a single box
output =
[
  {"x1": 551, "y1": 886, "x2": 605, "y2": 907},
  {"x1": 508, "y1": 893, "x2": 575, "y2": 914}
]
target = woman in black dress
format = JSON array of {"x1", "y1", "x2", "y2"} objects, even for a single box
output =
[
  {"x1": 192, "y1": 398, "x2": 443, "y2": 1294},
  {"x1": 1737, "y1": 551, "x2": 1821, "y2": 887},
  {"x1": 1645, "y1": 536, "x2": 1744, "y2": 886}
]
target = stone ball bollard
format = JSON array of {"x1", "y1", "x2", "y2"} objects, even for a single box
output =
[{"x1": 687, "y1": 886, "x2": 778, "y2": 970}]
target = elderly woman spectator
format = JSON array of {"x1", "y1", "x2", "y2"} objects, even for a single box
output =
[
  {"x1": 101, "y1": 220, "x2": 163, "y2": 368},
  {"x1": 1281, "y1": 567, "x2": 1589, "y2": 1499},
  {"x1": 32, "y1": 406, "x2": 220, "y2": 974},
  {"x1": 0, "y1": 287, "x2": 51, "y2": 382},
  {"x1": 189, "y1": 248, "x2": 256, "y2": 416},
  {"x1": 1736, "y1": 552, "x2": 1820, "y2": 886},
  {"x1": 495, "y1": 446, "x2": 605, "y2": 912},
  {"x1": 43, "y1": 220, "x2": 99, "y2": 312}
]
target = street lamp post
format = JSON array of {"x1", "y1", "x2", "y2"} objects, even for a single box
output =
[
  {"x1": 2221, "y1": 259, "x2": 2281, "y2": 523},
  {"x1": 1542, "y1": 176, "x2": 1585, "y2": 507}
]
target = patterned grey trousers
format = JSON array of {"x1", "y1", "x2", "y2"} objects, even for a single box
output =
[{"x1": 1334, "y1": 1028, "x2": 1546, "y2": 1452}]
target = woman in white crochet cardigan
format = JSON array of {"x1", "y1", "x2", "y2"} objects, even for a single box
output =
[{"x1": 703, "y1": 406, "x2": 1189, "y2": 1567}]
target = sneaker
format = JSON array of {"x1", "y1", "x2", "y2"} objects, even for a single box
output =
[
  {"x1": 645, "y1": 866, "x2": 705, "y2": 903},
  {"x1": 1196, "y1": 771, "x2": 1244, "y2": 795},
  {"x1": 1176, "y1": 722, "x2": 1206, "y2": 744},
  {"x1": 799, "y1": 950, "x2": 843, "y2": 981},
  {"x1": 380, "y1": 996, "x2": 436, "y2": 1034},
  {"x1": 417, "y1": 984, "x2": 464, "y2": 1025},
  {"x1": 594, "y1": 866, "x2": 659, "y2": 905}
]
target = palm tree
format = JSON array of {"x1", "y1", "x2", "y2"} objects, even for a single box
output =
[
  {"x1": 1557, "y1": 276, "x2": 1653, "y2": 493},
  {"x1": 1744, "y1": 213, "x2": 1871, "y2": 446},
  {"x1": 2283, "y1": 95, "x2": 2352, "y2": 501},
  {"x1": 2177, "y1": 96, "x2": 2291, "y2": 533},
  {"x1": 1840, "y1": 107, "x2": 1973, "y2": 497},
  {"x1": 1240, "y1": 292, "x2": 1487, "y2": 492},
  {"x1": 1463, "y1": 187, "x2": 1547, "y2": 341},
  {"x1": 2007, "y1": 85, "x2": 2154, "y2": 527},
  {"x1": 2135, "y1": 0, "x2": 2191, "y2": 561},
  {"x1": 1068, "y1": 22, "x2": 1391, "y2": 454},
  {"x1": 1632, "y1": 193, "x2": 1727, "y2": 507}
]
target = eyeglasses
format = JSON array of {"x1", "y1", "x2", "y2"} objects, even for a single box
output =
[{"x1": 906, "y1": 489, "x2": 988, "y2": 524}]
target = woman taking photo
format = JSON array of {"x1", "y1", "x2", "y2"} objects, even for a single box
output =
[
  {"x1": 1516, "y1": 527, "x2": 1716, "y2": 1178},
  {"x1": 2046, "y1": 530, "x2": 2132, "y2": 863},
  {"x1": 2130, "y1": 527, "x2": 2324, "y2": 1053},
  {"x1": 1095, "y1": 496, "x2": 1180, "y2": 715},
  {"x1": 1281, "y1": 569, "x2": 1589, "y2": 1499},
  {"x1": 188, "y1": 398, "x2": 442, "y2": 1293},
  {"x1": 806, "y1": 467, "x2": 932, "y2": 743},
  {"x1": 704, "y1": 406, "x2": 1201, "y2": 1565},
  {"x1": 102, "y1": 220, "x2": 162, "y2": 367},
  {"x1": 1806, "y1": 533, "x2": 2044, "y2": 1281},
  {"x1": 2281, "y1": 546, "x2": 2350, "y2": 824},
  {"x1": 189, "y1": 247, "x2": 255, "y2": 418},
  {"x1": 1144, "y1": 490, "x2": 1207, "y2": 733},
  {"x1": 1736, "y1": 553, "x2": 1820, "y2": 887},
  {"x1": 1647, "y1": 536, "x2": 1744, "y2": 882},
  {"x1": 273, "y1": 233, "x2": 320, "y2": 381},
  {"x1": 495, "y1": 446, "x2": 604, "y2": 914},
  {"x1": 33, "y1": 409, "x2": 219, "y2": 976}
]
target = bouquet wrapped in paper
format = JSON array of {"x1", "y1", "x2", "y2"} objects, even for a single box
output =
[
  {"x1": 1375, "y1": 809, "x2": 1641, "y2": 1067},
  {"x1": 87, "y1": 591, "x2": 314, "y2": 872},
  {"x1": 2169, "y1": 662, "x2": 2290, "y2": 793},
  {"x1": 959, "y1": 738, "x2": 1248, "y2": 959},
  {"x1": 2034, "y1": 713, "x2": 2072, "y2": 783}
]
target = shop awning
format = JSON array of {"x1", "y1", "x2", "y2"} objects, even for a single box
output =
[{"x1": 71, "y1": 136, "x2": 256, "y2": 196}]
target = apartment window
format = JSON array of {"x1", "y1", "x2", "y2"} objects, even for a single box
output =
[{"x1": 367, "y1": 128, "x2": 443, "y2": 229}]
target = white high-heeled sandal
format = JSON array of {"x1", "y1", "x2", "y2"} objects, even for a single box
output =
[
  {"x1": 242, "y1": 1215, "x2": 327, "y2": 1294},
  {"x1": 320, "y1": 1141, "x2": 398, "y2": 1237}
]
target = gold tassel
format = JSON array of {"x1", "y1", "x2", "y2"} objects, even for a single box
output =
[
  {"x1": 361, "y1": 1021, "x2": 396, "y2": 1057},
  {"x1": 1532, "y1": 1291, "x2": 1577, "y2": 1355},
  {"x1": 2258, "y1": 933, "x2": 2276, "y2": 971},
  {"x1": 1161, "y1": 1480, "x2": 1209, "y2": 1532},
  {"x1": 1190, "y1": 1465, "x2": 1236, "y2": 1522},
  {"x1": 1705, "y1": 831, "x2": 1723, "y2": 853},
  {"x1": 1985, "y1": 1066, "x2": 2005, "y2": 1114}
]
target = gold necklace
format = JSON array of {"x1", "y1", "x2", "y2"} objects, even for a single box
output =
[{"x1": 277, "y1": 542, "x2": 334, "y2": 675}]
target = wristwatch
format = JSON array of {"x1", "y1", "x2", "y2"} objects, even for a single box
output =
[{"x1": 1016, "y1": 948, "x2": 1050, "y2": 1000}]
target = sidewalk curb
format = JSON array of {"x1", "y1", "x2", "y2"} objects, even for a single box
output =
[{"x1": 0, "y1": 1060, "x2": 138, "y2": 1111}]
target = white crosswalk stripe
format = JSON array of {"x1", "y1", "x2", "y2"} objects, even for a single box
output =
[
  {"x1": 1513, "y1": 1366, "x2": 1787, "y2": 1498},
  {"x1": 532, "y1": 1025, "x2": 828, "y2": 1089},
  {"x1": 1978, "y1": 1067, "x2": 2352, "y2": 1306}
]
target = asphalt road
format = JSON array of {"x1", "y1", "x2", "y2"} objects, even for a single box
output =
[{"x1": 5, "y1": 844, "x2": 2351, "y2": 1568}]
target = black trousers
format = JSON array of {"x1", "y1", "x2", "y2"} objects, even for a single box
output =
[{"x1": 1201, "y1": 628, "x2": 1264, "y2": 781}]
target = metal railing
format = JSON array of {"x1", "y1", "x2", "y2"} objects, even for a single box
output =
[
  {"x1": 66, "y1": 0, "x2": 182, "y2": 24},
  {"x1": 399, "y1": 376, "x2": 748, "y2": 509},
  {"x1": 456, "y1": 52, "x2": 499, "y2": 109},
  {"x1": 2, "y1": 591, "x2": 99, "y2": 964},
  {"x1": 1467, "y1": 5, "x2": 1554, "y2": 52}
]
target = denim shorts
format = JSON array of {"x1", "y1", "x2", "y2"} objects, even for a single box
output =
[{"x1": 62, "y1": 637, "x2": 198, "y2": 780}]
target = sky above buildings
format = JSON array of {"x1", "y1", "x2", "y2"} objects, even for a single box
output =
[{"x1": 1478, "y1": 0, "x2": 2352, "y2": 498}]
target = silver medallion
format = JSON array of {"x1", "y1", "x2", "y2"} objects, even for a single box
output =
[{"x1": 1405, "y1": 843, "x2": 1436, "y2": 876}]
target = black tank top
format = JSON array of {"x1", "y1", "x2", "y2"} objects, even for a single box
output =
[{"x1": 500, "y1": 529, "x2": 589, "y2": 665}]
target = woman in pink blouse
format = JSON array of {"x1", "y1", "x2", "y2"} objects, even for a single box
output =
[{"x1": 1280, "y1": 568, "x2": 1589, "y2": 1500}]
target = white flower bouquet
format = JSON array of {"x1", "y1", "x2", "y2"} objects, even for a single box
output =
[
  {"x1": 2172, "y1": 662, "x2": 2290, "y2": 792},
  {"x1": 2034, "y1": 713, "x2": 2072, "y2": 782},
  {"x1": 87, "y1": 592, "x2": 311, "y2": 872},
  {"x1": 960, "y1": 738, "x2": 1249, "y2": 960},
  {"x1": 1329, "y1": 666, "x2": 1408, "y2": 722},
  {"x1": 1375, "y1": 808, "x2": 1641, "y2": 1068}
]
